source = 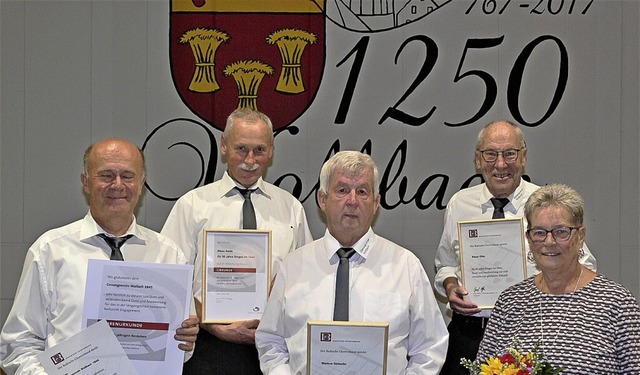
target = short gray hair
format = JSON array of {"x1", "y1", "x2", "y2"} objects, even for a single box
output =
[
  {"x1": 319, "y1": 151, "x2": 379, "y2": 197},
  {"x1": 224, "y1": 107, "x2": 274, "y2": 142},
  {"x1": 475, "y1": 120, "x2": 526, "y2": 150},
  {"x1": 524, "y1": 183, "x2": 585, "y2": 227}
]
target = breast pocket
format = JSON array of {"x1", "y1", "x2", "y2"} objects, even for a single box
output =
[{"x1": 363, "y1": 291, "x2": 408, "y2": 331}]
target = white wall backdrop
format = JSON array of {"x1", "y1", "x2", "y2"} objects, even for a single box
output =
[{"x1": 1, "y1": 0, "x2": 639, "y2": 326}]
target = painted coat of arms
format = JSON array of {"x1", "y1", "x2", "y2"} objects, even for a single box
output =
[{"x1": 170, "y1": 0, "x2": 326, "y2": 132}]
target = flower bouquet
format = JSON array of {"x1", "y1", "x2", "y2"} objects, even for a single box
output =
[{"x1": 460, "y1": 339, "x2": 563, "y2": 375}]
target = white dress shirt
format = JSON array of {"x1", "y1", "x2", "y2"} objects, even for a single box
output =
[
  {"x1": 0, "y1": 212, "x2": 190, "y2": 375},
  {"x1": 161, "y1": 171, "x2": 313, "y2": 302},
  {"x1": 434, "y1": 179, "x2": 597, "y2": 316},
  {"x1": 256, "y1": 228, "x2": 449, "y2": 375}
]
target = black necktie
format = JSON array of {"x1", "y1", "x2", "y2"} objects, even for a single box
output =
[
  {"x1": 97, "y1": 234, "x2": 133, "y2": 261},
  {"x1": 333, "y1": 247, "x2": 355, "y2": 321},
  {"x1": 490, "y1": 197, "x2": 510, "y2": 219},
  {"x1": 237, "y1": 188, "x2": 257, "y2": 229}
]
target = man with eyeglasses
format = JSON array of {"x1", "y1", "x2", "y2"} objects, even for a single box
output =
[{"x1": 434, "y1": 120, "x2": 597, "y2": 374}]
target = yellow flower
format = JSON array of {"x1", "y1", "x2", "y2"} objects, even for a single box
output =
[
  {"x1": 502, "y1": 369, "x2": 521, "y2": 375},
  {"x1": 461, "y1": 338, "x2": 563, "y2": 375},
  {"x1": 480, "y1": 357, "x2": 504, "y2": 374}
]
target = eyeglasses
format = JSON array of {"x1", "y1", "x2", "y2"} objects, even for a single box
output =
[
  {"x1": 477, "y1": 149, "x2": 523, "y2": 163},
  {"x1": 526, "y1": 227, "x2": 580, "y2": 243}
]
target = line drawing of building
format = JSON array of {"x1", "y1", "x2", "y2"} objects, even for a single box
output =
[{"x1": 327, "y1": 0, "x2": 451, "y2": 31}]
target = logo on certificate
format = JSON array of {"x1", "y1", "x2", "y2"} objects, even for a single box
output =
[
  {"x1": 468, "y1": 229, "x2": 478, "y2": 238},
  {"x1": 320, "y1": 332, "x2": 332, "y2": 342},
  {"x1": 50, "y1": 352, "x2": 65, "y2": 365}
]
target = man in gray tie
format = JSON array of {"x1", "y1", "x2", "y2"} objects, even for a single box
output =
[
  {"x1": 0, "y1": 138, "x2": 200, "y2": 374},
  {"x1": 162, "y1": 108, "x2": 313, "y2": 375},
  {"x1": 434, "y1": 120, "x2": 598, "y2": 374},
  {"x1": 256, "y1": 151, "x2": 449, "y2": 374}
]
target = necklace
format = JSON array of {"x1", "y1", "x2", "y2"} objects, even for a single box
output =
[{"x1": 539, "y1": 267, "x2": 583, "y2": 344}]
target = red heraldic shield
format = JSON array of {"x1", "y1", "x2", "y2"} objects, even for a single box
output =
[{"x1": 170, "y1": 0, "x2": 326, "y2": 132}]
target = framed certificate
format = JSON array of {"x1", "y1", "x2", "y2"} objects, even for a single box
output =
[
  {"x1": 458, "y1": 218, "x2": 527, "y2": 309},
  {"x1": 307, "y1": 321, "x2": 389, "y2": 375},
  {"x1": 202, "y1": 229, "x2": 271, "y2": 323}
]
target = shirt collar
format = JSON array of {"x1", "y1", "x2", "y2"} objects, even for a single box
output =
[
  {"x1": 221, "y1": 171, "x2": 271, "y2": 200},
  {"x1": 322, "y1": 227, "x2": 375, "y2": 264},
  {"x1": 480, "y1": 178, "x2": 524, "y2": 215},
  {"x1": 80, "y1": 211, "x2": 145, "y2": 245}
]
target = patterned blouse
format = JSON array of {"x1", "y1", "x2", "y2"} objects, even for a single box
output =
[{"x1": 477, "y1": 274, "x2": 640, "y2": 374}]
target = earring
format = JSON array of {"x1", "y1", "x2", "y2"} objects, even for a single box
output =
[
  {"x1": 579, "y1": 248, "x2": 585, "y2": 258},
  {"x1": 527, "y1": 251, "x2": 535, "y2": 263}
]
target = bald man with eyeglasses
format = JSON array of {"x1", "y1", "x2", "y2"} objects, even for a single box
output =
[{"x1": 434, "y1": 120, "x2": 597, "y2": 374}]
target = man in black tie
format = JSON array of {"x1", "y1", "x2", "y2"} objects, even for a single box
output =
[
  {"x1": 434, "y1": 120, "x2": 598, "y2": 374},
  {"x1": 0, "y1": 138, "x2": 200, "y2": 373},
  {"x1": 97, "y1": 233, "x2": 133, "y2": 260},
  {"x1": 256, "y1": 151, "x2": 449, "y2": 374},
  {"x1": 162, "y1": 108, "x2": 313, "y2": 375}
]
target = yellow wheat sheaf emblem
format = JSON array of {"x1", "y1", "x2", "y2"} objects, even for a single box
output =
[
  {"x1": 266, "y1": 28, "x2": 318, "y2": 94},
  {"x1": 179, "y1": 28, "x2": 230, "y2": 93},
  {"x1": 170, "y1": 0, "x2": 325, "y2": 132}
]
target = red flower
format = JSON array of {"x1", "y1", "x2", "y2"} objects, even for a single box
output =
[{"x1": 498, "y1": 353, "x2": 517, "y2": 365}]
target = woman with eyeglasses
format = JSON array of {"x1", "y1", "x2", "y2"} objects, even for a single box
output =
[{"x1": 475, "y1": 183, "x2": 640, "y2": 374}]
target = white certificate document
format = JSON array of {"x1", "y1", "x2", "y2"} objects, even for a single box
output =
[
  {"x1": 307, "y1": 321, "x2": 389, "y2": 375},
  {"x1": 37, "y1": 319, "x2": 137, "y2": 375},
  {"x1": 82, "y1": 260, "x2": 193, "y2": 375},
  {"x1": 203, "y1": 229, "x2": 271, "y2": 323},
  {"x1": 458, "y1": 218, "x2": 527, "y2": 309}
]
